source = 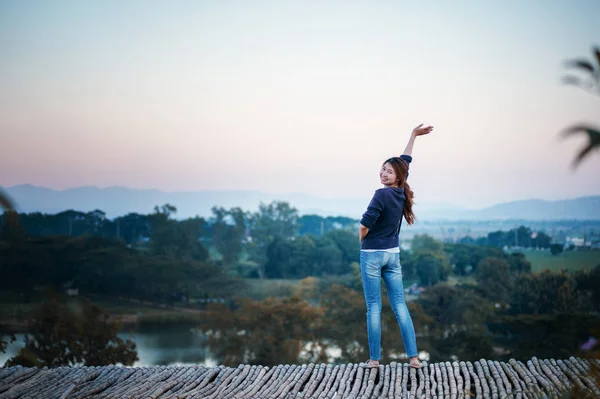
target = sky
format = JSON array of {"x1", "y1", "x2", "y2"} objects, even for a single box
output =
[{"x1": 1, "y1": 0, "x2": 599, "y2": 209}]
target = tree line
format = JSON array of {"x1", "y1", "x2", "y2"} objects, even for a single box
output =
[
  {"x1": 2, "y1": 201, "x2": 599, "y2": 368},
  {"x1": 1, "y1": 200, "x2": 568, "y2": 286},
  {"x1": 199, "y1": 261, "x2": 600, "y2": 366}
]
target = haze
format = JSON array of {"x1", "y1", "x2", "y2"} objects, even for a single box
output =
[{"x1": 1, "y1": 0, "x2": 599, "y2": 209}]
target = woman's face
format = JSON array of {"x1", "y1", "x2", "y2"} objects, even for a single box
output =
[{"x1": 380, "y1": 162, "x2": 399, "y2": 187}]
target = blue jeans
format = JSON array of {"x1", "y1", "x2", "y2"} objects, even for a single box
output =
[{"x1": 360, "y1": 250, "x2": 418, "y2": 360}]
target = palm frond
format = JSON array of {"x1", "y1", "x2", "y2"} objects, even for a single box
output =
[
  {"x1": 0, "y1": 188, "x2": 15, "y2": 211},
  {"x1": 566, "y1": 59, "x2": 595, "y2": 74},
  {"x1": 562, "y1": 125, "x2": 600, "y2": 169}
]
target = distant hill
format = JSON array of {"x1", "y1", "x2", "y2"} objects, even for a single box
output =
[{"x1": 2, "y1": 184, "x2": 599, "y2": 220}]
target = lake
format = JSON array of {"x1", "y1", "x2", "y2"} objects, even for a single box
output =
[
  {"x1": 1, "y1": 324, "x2": 219, "y2": 367},
  {"x1": 1, "y1": 325, "x2": 427, "y2": 367}
]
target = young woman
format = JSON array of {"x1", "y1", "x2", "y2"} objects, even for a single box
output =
[{"x1": 359, "y1": 123, "x2": 433, "y2": 369}]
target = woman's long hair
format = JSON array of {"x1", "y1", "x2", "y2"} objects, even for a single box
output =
[{"x1": 384, "y1": 157, "x2": 415, "y2": 225}]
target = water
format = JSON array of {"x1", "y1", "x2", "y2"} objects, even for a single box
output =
[
  {"x1": 0, "y1": 325, "x2": 219, "y2": 367},
  {"x1": 0, "y1": 327, "x2": 426, "y2": 367}
]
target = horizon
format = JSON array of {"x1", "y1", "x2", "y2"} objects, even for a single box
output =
[
  {"x1": 1, "y1": 1, "x2": 600, "y2": 209},
  {"x1": 3, "y1": 183, "x2": 600, "y2": 222},
  {"x1": 4, "y1": 182, "x2": 600, "y2": 209}
]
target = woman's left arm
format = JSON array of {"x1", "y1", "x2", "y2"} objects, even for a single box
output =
[
  {"x1": 359, "y1": 224, "x2": 369, "y2": 242},
  {"x1": 402, "y1": 124, "x2": 434, "y2": 156}
]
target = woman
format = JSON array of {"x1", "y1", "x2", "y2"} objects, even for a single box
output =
[{"x1": 359, "y1": 123, "x2": 433, "y2": 369}]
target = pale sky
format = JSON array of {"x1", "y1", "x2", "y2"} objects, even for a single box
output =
[{"x1": 1, "y1": 0, "x2": 599, "y2": 209}]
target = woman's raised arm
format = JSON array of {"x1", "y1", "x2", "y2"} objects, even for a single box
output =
[{"x1": 402, "y1": 124, "x2": 433, "y2": 156}]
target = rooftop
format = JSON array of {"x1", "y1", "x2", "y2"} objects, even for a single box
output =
[{"x1": 1, "y1": 357, "x2": 598, "y2": 398}]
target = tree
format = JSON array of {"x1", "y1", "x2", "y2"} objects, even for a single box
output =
[
  {"x1": 210, "y1": 207, "x2": 246, "y2": 268},
  {"x1": 297, "y1": 214, "x2": 325, "y2": 236},
  {"x1": 411, "y1": 234, "x2": 449, "y2": 286},
  {"x1": 0, "y1": 326, "x2": 15, "y2": 355},
  {"x1": 447, "y1": 244, "x2": 473, "y2": 275},
  {"x1": 532, "y1": 232, "x2": 552, "y2": 249},
  {"x1": 294, "y1": 277, "x2": 321, "y2": 304},
  {"x1": 148, "y1": 204, "x2": 208, "y2": 261},
  {"x1": 324, "y1": 229, "x2": 359, "y2": 267},
  {"x1": 411, "y1": 234, "x2": 443, "y2": 253},
  {"x1": 476, "y1": 257, "x2": 512, "y2": 303},
  {"x1": 264, "y1": 237, "x2": 294, "y2": 278},
  {"x1": 444, "y1": 243, "x2": 506, "y2": 276},
  {"x1": 487, "y1": 231, "x2": 506, "y2": 248},
  {"x1": 0, "y1": 189, "x2": 18, "y2": 356},
  {"x1": 0, "y1": 187, "x2": 15, "y2": 212},
  {"x1": 506, "y1": 252, "x2": 532, "y2": 275},
  {"x1": 489, "y1": 313, "x2": 600, "y2": 361},
  {"x1": 416, "y1": 285, "x2": 495, "y2": 361},
  {"x1": 288, "y1": 235, "x2": 317, "y2": 278},
  {"x1": 0, "y1": 234, "x2": 240, "y2": 304},
  {"x1": 574, "y1": 264, "x2": 600, "y2": 312},
  {"x1": 418, "y1": 284, "x2": 493, "y2": 329},
  {"x1": 560, "y1": 46, "x2": 600, "y2": 168},
  {"x1": 113, "y1": 212, "x2": 150, "y2": 245},
  {"x1": 414, "y1": 252, "x2": 449, "y2": 287},
  {"x1": 550, "y1": 243, "x2": 564, "y2": 256},
  {"x1": 247, "y1": 201, "x2": 299, "y2": 278},
  {"x1": 313, "y1": 235, "x2": 345, "y2": 276},
  {"x1": 6, "y1": 295, "x2": 138, "y2": 367},
  {"x1": 511, "y1": 270, "x2": 593, "y2": 315},
  {"x1": 0, "y1": 210, "x2": 25, "y2": 242},
  {"x1": 200, "y1": 296, "x2": 325, "y2": 366}
]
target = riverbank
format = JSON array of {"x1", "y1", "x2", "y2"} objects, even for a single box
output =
[{"x1": 0, "y1": 296, "x2": 209, "y2": 333}]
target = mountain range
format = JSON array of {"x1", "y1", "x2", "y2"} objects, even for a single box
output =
[{"x1": 2, "y1": 184, "x2": 600, "y2": 221}]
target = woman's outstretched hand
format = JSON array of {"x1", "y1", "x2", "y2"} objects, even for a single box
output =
[{"x1": 412, "y1": 124, "x2": 434, "y2": 136}]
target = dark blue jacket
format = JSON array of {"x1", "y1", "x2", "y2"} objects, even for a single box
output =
[{"x1": 360, "y1": 155, "x2": 412, "y2": 250}]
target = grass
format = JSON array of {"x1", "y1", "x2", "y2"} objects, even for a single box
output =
[
  {"x1": 240, "y1": 278, "x2": 302, "y2": 300},
  {"x1": 521, "y1": 249, "x2": 600, "y2": 273}
]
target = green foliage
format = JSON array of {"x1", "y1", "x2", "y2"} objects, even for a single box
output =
[
  {"x1": 476, "y1": 257, "x2": 512, "y2": 303},
  {"x1": 408, "y1": 234, "x2": 450, "y2": 286},
  {"x1": 0, "y1": 235, "x2": 242, "y2": 303},
  {"x1": 325, "y1": 229, "x2": 360, "y2": 266},
  {"x1": 210, "y1": 206, "x2": 246, "y2": 268},
  {"x1": 467, "y1": 226, "x2": 553, "y2": 249},
  {"x1": 318, "y1": 285, "x2": 367, "y2": 362},
  {"x1": 561, "y1": 46, "x2": 600, "y2": 168},
  {"x1": 237, "y1": 278, "x2": 299, "y2": 300},
  {"x1": 418, "y1": 284, "x2": 494, "y2": 329},
  {"x1": 0, "y1": 211, "x2": 25, "y2": 242},
  {"x1": 287, "y1": 235, "x2": 318, "y2": 277},
  {"x1": 313, "y1": 235, "x2": 345, "y2": 275},
  {"x1": 149, "y1": 204, "x2": 209, "y2": 261},
  {"x1": 550, "y1": 243, "x2": 564, "y2": 255},
  {"x1": 0, "y1": 325, "x2": 15, "y2": 354},
  {"x1": 411, "y1": 234, "x2": 443, "y2": 253},
  {"x1": 444, "y1": 242, "x2": 531, "y2": 278},
  {"x1": 489, "y1": 313, "x2": 600, "y2": 360},
  {"x1": 506, "y1": 252, "x2": 532, "y2": 275},
  {"x1": 262, "y1": 230, "x2": 357, "y2": 279},
  {"x1": 573, "y1": 264, "x2": 600, "y2": 311},
  {"x1": 511, "y1": 270, "x2": 594, "y2": 315},
  {"x1": 5, "y1": 295, "x2": 138, "y2": 367},
  {"x1": 10, "y1": 209, "x2": 152, "y2": 244},
  {"x1": 200, "y1": 296, "x2": 325, "y2": 366},
  {"x1": 246, "y1": 201, "x2": 299, "y2": 278},
  {"x1": 297, "y1": 215, "x2": 357, "y2": 236},
  {"x1": 320, "y1": 284, "x2": 431, "y2": 363},
  {"x1": 0, "y1": 188, "x2": 16, "y2": 211},
  {"x1": 414, "y1": 252, "x2": 450, "y2": 287},
  {"x1": 425, "y1": 330, "x2": 495, "y2": 362}
]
